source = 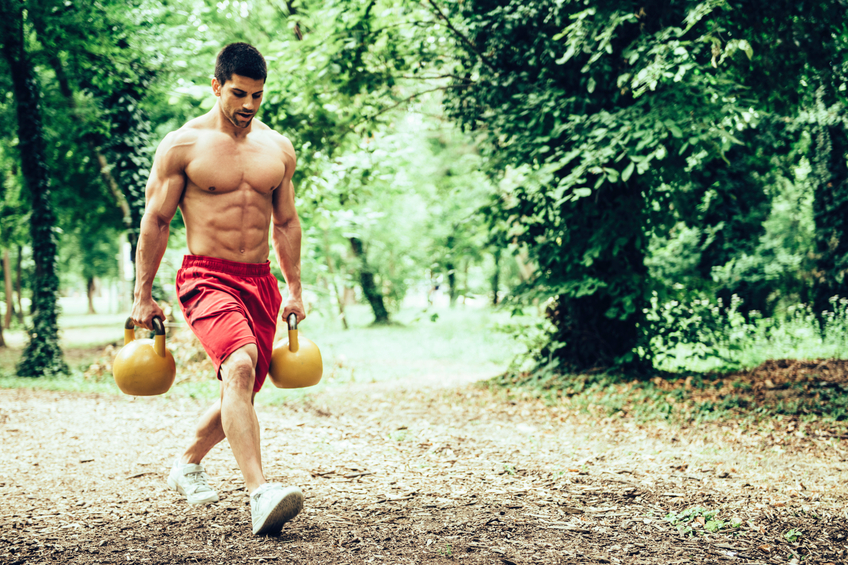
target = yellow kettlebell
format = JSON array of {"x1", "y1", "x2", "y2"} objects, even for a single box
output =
[
  {"x1": 268, "y1": 313, "x2": 323, "y2": 388},
  {"x1": 112, "y1": 317, "x2": 176, "y2": 396}
]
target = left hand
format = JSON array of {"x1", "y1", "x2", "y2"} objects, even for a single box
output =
[{"x1": 282, "y1": 296, "x2": 306, "y2": 325}]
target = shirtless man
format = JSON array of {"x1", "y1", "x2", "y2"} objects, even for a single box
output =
[{"x1": 130, "y1": 43, "x2": 304, "y2": 535}]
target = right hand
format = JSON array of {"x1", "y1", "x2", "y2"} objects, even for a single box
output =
[{"x1": 131, "y1": 296, "x2": 165, "y2": 330}]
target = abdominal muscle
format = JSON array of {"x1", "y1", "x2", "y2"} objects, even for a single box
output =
[{"x1": 179, "y1": 181, "x2": 274, "y2": 264}]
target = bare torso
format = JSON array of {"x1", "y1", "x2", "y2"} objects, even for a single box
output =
[
  {"x1": 174, "y1": 114, "x2": 293, "y2": 263},
  {"x1": 132, "y1": 73, "x2": 303, "y2": 332}
]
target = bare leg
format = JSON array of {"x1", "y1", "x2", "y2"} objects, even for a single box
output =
[
  {"x1": 218, "y1": 344, "x2": 266, "y2": 493},
  {"x1": 180, "y1": 389, "x2": 260, "y2": 465},
  {"x1": 180, "y1": 399, "x2": 225, "y2": 464}
]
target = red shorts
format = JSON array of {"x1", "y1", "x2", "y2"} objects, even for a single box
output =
[{"x1": 175, "y1": 255, "x2": 282, "y2": 392}]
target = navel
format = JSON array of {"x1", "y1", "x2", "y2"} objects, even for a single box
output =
[{"x1": 209, "y1": 186, "x2": 216, "y2": 192}]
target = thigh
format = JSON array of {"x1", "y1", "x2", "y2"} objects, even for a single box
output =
[
  {"x1": 219, "y1": 343, "x2": 259, "y2": 391},
  {"x1": 242, "y1": 273, "x2": 283, "y2": 392},
  {"x1": 177, "y1": 277, "x2": 257, "y2": 376}
]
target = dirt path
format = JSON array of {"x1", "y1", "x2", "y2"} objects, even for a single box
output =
[{"x1": 1, "y1": 379, "x2": 846, "y2": 564}]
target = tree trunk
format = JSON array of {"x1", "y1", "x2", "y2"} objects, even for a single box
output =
[
  {"x1": 811, "y1": 121, "x2": 848, "y2": 315},
  {"x1": 0, "y1": 250, "x2": 6, "y2": 345},
  {"x1": 514, "y1": 248, "x2": 533, "y2": 281},
  {"x1": 349, "y1": 237, "x2": 389, "y2": 324},
  {"x1": 491, "y1": 247, "x2": 501, "y2": 306},
  {"x1": 445, "y1": 234, "x2": 457, "y2": 307},
  {"x1": 324, "y1": 230, "x2": 348, "y2": 330},
  {"x1": 1, "y1": 0, "x2": 67, "y2": 376},
  {"x1": 447, "y1": 265, "x2": 457, "y2": 307},
  {"x1": 544, "y1": 182, "x2": 649, "y2": 372},
  {"x1": 87, "y1": 277, "x2": 97, "y2": 315},
  {"x1": 15, "y1": 244, "x2": 24, "y2": 322},
  {"x1": 4, "y1": 249, "x2": 14, "y2": 329}
]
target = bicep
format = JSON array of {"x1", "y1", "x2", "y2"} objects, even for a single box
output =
[
  {"x1": 272, "y1": 141, "x2": 298, "y2": 225},
  {"x1": 272, "y1": 178, "x2": 297, "y2": 226},
  {"x1": 145, "y1": 136, "x2": 186, "y2": 225}
]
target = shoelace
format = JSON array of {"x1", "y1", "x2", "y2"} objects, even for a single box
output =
[{"x1": 185, "y1": 471, "x2": 212, "y2": 492}]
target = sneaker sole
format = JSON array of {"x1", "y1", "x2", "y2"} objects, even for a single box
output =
[
  {"x1": 253, "y1": 487, "x2": 303, "y2": 535},
  {"x1": 167, "y1": 475, "x2": 219, "y2": 505}
]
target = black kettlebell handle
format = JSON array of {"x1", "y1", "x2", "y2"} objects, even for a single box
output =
[
  {"x1": 124, "y1": 316, "x2": 165, "y2": 335},
  {"x1": 287, "y1": 313, "x2": 298, "y2": 330}
]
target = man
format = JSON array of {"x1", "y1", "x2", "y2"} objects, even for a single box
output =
[{"x1": 131, "y1": 43, "x2": 304, "y2": 535}]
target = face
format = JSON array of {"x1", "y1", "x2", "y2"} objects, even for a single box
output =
[{"x1": 212, "y1": 74, "x2": 265, "y2": 129}]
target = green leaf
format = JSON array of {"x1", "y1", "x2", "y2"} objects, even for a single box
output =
[
  {"x1": 705, "y1": 520, "x2": 724, "y2": 532},
  {"x1": 587, "y1": 77, "x2": 596, "y2": 93},
  {"x1": 739, "y1": 39, "x2": 753, "y2": 59},
  {"x1": 622, "y1": 161, "x2": 635, "y2": 182},
  {"x1": 784, "y1": 529, "x2": 802, "y2": 543}
]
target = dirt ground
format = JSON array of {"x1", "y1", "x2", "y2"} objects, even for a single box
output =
[{"x1": 1, "y1": 374, "x2": 847, "y2": 564}]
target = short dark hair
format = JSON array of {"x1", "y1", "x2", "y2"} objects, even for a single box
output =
[{"x1": 214, "y1": 43, "x2": 267, "y2": 85}]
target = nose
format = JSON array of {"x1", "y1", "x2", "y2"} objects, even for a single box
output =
[{"x1": 243, "y1": 99, "x2": 255, "y2": 111}]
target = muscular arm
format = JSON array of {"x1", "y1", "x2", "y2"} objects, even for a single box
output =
[
  {"x1": 132, "y1": 131, "x2": 189, "y2": 328},
  {"x1": 271, "y1": 137, "x2": 304, "y2": 322}
]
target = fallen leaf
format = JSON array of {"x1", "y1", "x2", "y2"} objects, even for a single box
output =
[{"x1": 757, "y1": 545, "x2": 771, "y2": 553}]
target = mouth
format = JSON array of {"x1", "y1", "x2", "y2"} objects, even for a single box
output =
[{"x1": 237, "y1": 112, "x2": 253, "y2": 120}]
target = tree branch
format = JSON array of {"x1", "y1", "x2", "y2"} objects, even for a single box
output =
[
  {"x1": 359, "y1": 84, "x2": 463, "y2": 124},
  {"x1": 398, "y1": 73, "x2": 475, "y2": 82},
  {"x1": 424, "y1": 0, "x2": 496, "y2": 72}
]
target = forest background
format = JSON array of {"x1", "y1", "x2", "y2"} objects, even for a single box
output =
[{"x1": 1, "y1": 0, "x2": 848, "y2": 415}]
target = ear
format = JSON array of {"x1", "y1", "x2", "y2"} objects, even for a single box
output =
[{"x1": 211, "y1": 78, "x2": 221, "y2": 97}]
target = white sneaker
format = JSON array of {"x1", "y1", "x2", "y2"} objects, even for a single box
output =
[
  {"x1": 167, "y1": 460, "x2": 219, "y2": 505},
  {"x1": 250, "y1": 483, "x2": 303, "y2": 535}
]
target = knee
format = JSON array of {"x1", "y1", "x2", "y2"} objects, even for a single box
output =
[{"x1": 220, "y1": 345, "x2": 258, "y2": 393}]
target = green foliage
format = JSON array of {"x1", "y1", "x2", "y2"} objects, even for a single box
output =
[
  {"x1": 652, "y1": 295, "x2": 848, "y2": 373},
  {"x1": 440, "y1": 0, "x2": 848, "y2": 375},
  {"x1": 134, "y1": 0, "x2": 502, "y2": 322},
  {"x1": 663, "y1": 507, "x2": 744, "y2": 537},
  {"x1": 784, "y1": 528, "x2": 803, "y2": 543},
  {"x1": 6, "y1": 0, "x2": 848, "y2": 387},
  {"x1": 1, "y1": 0, "x2": 67, "y2": 377},
  {"x1": 440, "y1": 0, "x2": 761, "y2": 370}
]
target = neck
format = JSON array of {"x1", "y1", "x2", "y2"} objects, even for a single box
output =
[{"x1": 213, "y1": 101, "x2": 252, "y2": 139}]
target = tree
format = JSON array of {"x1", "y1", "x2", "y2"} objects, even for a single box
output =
[
  {"x1": 439, "y1": 0, "x2": 738, "y2": 370},
  {"x1": 0, "y1": 0, "x2": 66, "y2": 376},
  {"x1": 28, "y1": 0, "x2": 162, "y2": 271},
  {"x1": 440, "y1": 0, "x2": 848, "y2": 372}
]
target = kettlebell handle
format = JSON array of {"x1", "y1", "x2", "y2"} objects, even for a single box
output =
[
  {"x1": 124, "y1": 316, "x2": 165, "y2": 335},
  {"x1": 123, "y1": 316, "x2": 167, "y2": 357},
  {"x1": 286, "y1": 313, "x2": 299, "y2": 353}
]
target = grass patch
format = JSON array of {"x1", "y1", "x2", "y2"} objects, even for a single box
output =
[
  {"x1": 487, "y1": 295, "x2": 848, "y2": 426},
  {"x1": 488, "y1": 359, "x2": 848, "y2": 425}
]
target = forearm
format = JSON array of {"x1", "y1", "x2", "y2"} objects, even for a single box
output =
[
  {"x1": 133, "y1": 212, "x2": 170, "y2": 299},
  {"x1": 272, "y1": 217, "x2": 302, "y2": 298}
]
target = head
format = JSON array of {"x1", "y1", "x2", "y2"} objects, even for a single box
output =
[{"x1": 211, "y1": 43, "x2": 267, "y2": 128}]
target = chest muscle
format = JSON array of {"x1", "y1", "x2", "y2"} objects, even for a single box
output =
[{"x1": 185, "y1": 135, "x2": 285, "y2": 194}]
